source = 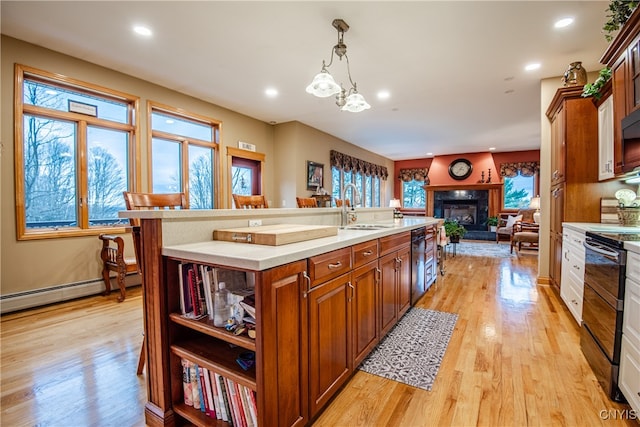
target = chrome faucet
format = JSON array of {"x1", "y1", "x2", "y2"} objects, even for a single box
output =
[{"x1": 340, "y1": 183, "x2": 361, "y2": 227}]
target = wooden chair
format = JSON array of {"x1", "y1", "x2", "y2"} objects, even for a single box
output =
[
  {"x1": 232, "y1": 194, "x2": 269, "y2": 209},
  {"x1": 123, "y1": 191, "x2": 188, "y2": 375},
  {"x1": 335, "y1": 199, "x2": 350, "y2": 208},
  {"x1": 296, "y1": 197, "x2": 318, "y2": 208},
  {"x1": 98, "y1": 234, "x2": 138, "y2": 303},
  {"x1": 510, "y1": 221, "x2": 540, "y2": 253}
]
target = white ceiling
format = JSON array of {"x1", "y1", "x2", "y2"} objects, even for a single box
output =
[{"x1": 1, "y1": 1, "x2": 612, "y2": 160}]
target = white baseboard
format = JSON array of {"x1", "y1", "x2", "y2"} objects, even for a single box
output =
[{"x1": 0, "y1": 274, "x2": 141, "y2": 314}]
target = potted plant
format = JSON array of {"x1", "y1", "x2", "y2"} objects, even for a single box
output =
[
  {"x1": 443, "y1": 219, "x2": 467, "y2": 243},
  {"x1": 485, "y1": 216, "x2": 499, "y2": 232}
]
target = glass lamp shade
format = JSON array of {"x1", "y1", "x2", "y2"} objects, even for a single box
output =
[
  {"x1": 341, "y1": 92, "x2": 371, "y2": 112},
  {"x1": 389, "y1": 199, "x2": 401, "y2": 208},
  {"x1": 305, "y1": 71, "x2": 341, "y2": 98}
]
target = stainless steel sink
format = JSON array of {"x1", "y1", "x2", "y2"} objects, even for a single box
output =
[{"x1": 342, "y1": 224, "x2": 395, "y2": 230}]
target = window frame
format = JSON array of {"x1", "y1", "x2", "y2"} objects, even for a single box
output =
[
  {"x1": 147, "y1": 101, "x2": 221, "y2": 209},
  {"x1": 501, "y1": 172, "x2": 539, "y2": 211},
  {"x1": 14, "y1": 64, "x2": 140, "y2": 240},
  {"x1": 331, "y1": 166, "x2": 382, "y2": 207},
  {"x1": 400, "y1": 179, "x2": 426, "y2": 210}
]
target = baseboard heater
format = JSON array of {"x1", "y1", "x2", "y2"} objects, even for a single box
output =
[{"x1": 0, "y1": 274, "x2": 140, "y2": 314}]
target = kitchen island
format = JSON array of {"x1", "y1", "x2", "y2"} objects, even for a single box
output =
[{"x1": 119, "y1": 207, "x2": 439, "y2": 426}]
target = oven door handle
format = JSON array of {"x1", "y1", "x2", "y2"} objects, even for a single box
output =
[{"x1": 583, "y1": 240, "x2": 620, "y2": 261}]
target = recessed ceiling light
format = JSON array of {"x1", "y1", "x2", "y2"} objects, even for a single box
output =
[
  {"x1": 525, "y1": 63, "x2": 541, "y2": 71},
  {"x1": 377, "y1": 90, "x2": 390, "y2": 100},
  {"x1": 427, "y1": 152, "x2": 433, "y2": 156},
  {"x1": 265, "y1": 88, "x2": 278, "y2": 97},
  {"x1": 555, "y1": 17, "x2": 574, "y2": 28},
  {"x1": 133, "y1": 25, "x2": 152, "y2": 37},
  {"x1": 489, "y1": 147, "x2": 496, "y2": 151}
]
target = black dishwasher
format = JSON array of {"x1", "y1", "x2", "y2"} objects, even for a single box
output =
[{"x1": 411, "y1": 227, "x2": 426, "y2": 305}]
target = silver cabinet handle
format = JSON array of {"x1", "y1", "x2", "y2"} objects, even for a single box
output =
[
  {"x1": 375, "y1": 267, "x2": 381, "y2": 283},
  {"x1": 348, "y1": 282, "x2": 355, "y2": 301},
  {"x1": 363, "y1": 250, "x2": 373, "y2": 256},
  {"x1": 328, "y1": 261, "x2": 342, "y2": 269},
  {"x1": 302, "y1": 271, "x2": 312, "y2": 298}
]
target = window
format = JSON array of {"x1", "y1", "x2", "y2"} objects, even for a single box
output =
[
  {"x1": 503, "y1": 174, "x2": 535, "y2": 209},
  {"x1": 15, "y1": 64, "x2": 139, "y2": 239},
  {"x1": 331, "y1": 167, "x2": 381, "y2": 207},
  {"x1": 149, "y1": 103, "x2": 221, "y2": 209},
  {"x1": 499, "y1": 161, "x2": 539, "y2": 210},
  {"x1": 398, "y1": 168, "x2": 428, "y2": 209},
  {"x1": 402, "y1": 180, "x2": 426, "y2": 208}
]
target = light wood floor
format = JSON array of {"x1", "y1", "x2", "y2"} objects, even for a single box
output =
[{"x1": 1, "y1": 243, "x2": 636, "y2": 426}]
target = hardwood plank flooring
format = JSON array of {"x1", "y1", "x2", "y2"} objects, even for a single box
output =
[{"x1": 0, "y1": 244, "x2": 636, "y2": 426}]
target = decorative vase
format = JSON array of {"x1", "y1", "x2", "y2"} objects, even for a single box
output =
[{"x1": 562, "y1": 61, "x2": 588, "y2": 87}]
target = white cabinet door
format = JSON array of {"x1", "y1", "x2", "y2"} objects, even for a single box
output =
[
  {"x1": 620, "y1": 336, "x2": 640, "y2": 413},
  {"x1": 598, "y1": 95, "x2": 614, "y2": 181}
]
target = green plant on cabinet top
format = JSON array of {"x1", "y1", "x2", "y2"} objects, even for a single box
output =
[{"x1": 582, "y1": 67, "x2": 612, "y2": 100}]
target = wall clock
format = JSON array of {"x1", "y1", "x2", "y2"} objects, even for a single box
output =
[{"x1": 448, "y1": 158, "x2": 473, "y2": 180}]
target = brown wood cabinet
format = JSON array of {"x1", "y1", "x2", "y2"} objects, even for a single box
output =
[
  {"x1": 137, "y1": 215, "x2": 417, "y2": 427},
  {"x1": 601, "y1": 7, "x2": 640, "y2": 173},
  {"x1": 307, "y1": 272, "x2": 352, "y2": 418},
  {"x1": 546, "y1": 87, "x2": 627, "y2": 293},
  {"x1": 378, "y1": 232, "x2": 411, "y2": 337}
]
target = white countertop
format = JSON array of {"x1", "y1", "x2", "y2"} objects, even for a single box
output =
[
  {"x1": 163, "y1": 217, "x2": 440, "y2": 270},
  {"x1": 563, "y1": 222, "x2": 640, "y2": 254}
]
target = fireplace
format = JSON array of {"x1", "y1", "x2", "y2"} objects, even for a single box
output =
[
  {"x1": 443, "y1": 200, "x2": 478, "y2": 226},
  {"x1": 433, "y1": 190, "x2": 489, "y2": 238}
]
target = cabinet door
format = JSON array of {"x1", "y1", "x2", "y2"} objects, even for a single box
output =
[
  {"x1": 551, "y1": 107, "x2": 566, "y2": 185},
  {"x1": 598, "y1": 94, "x2": 615, "y2": 180},
  {"x1": 352, "y1": 261, "x2": 379, "y2": 367},
  {"x1": 396, "y1": 246, "x2": 411, "y2": 319},
  {"x1": 379, "y1": 252, "x2": 398, "y2": 337},
  {"x1": 260, "y1": 260, "x2": 308, "y2": 427},
  {"x1": 619, "y1": 336, "x2": 640, "y2": 414},
  {"x1": 308, "y1": 273, "x2": 352, "y2": 417},
  {"x1": 550, "y1": 183, "x2": 565, "y2": 235},
  {"x1": 613, "y1": 55, "x2": 627, "y2": 174}
]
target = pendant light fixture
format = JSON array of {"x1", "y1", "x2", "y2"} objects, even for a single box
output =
[{"x1": 306, "y1": 18, "x2": 371, "y2": 113}]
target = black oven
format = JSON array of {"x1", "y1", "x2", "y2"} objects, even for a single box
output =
[{"x1": 581, "y1": 231, "x2": 640, "y2": 402}]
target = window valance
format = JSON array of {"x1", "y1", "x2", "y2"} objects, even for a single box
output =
[
  {"x1": 500, "y1": 161, "x2": 539, "y2": 178},
  {"x1": 398, "y1": 168, "x2": 429, "y2": 183},
  {"x1": 330, "y1": 150, "x2": 389, "y2": 180}
]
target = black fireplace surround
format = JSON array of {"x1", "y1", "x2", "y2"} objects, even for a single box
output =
[{"x1": 433, "y1": 190, "x2": 491, "y2": 239}]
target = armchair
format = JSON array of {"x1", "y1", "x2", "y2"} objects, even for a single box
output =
[
  {"x1": 510, "y1": 221, "x2": 540, "y2": 253},
  {"x1": 98, "y1": 233, "x2": 138, "y2": 303}
]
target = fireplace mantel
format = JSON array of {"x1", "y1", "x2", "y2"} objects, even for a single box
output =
[
  {"x1": 424, "y1": 183, "x2": 503, "y2": 192},
  {"x1": 424, "y1": 183, "x2": 504, "y2": 217}
]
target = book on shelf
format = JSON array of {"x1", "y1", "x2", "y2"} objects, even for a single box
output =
[
  {"x1": 190, "y1": 362, "x2": 201, "y2": 410},
  {"x1": 243, "y1": 386, "x2": 258, "y2": 427},
  {"x1": 179, "y1": 264, "x2": 194, "y2": 316},
  {"x1": 199, "y1": 366, "x2": 215, "y2": 417},
  {"x1": 237, "y1": 382, "x2": 255, "y2": 427},
  {"x1": 216, "y1": 372, "x2": 233, "y2": 425},
  {"x1": 225, "y1": 377, "x2": 245, "y2": 427},
  {"x1": 238, "y1": 294, "x2": 256, "y2": 319},
  {"x1": 181, "y1": 358, "x2": 193, "y2": 406},
  {"x1": 208, "y1": 370, "x2": 222, "y2": 420}
]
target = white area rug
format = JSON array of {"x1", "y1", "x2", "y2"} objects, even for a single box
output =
[
  {"x1": 453, "y1": 241, "x2": 514, "y2": 258},
  {"x1": 358, "y1": 308, "x2": 458, "y2": 391}
]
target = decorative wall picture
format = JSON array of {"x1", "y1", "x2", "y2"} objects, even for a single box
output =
[{"x1": 307, "y1": 161, "x2": 324, "y2": 190}]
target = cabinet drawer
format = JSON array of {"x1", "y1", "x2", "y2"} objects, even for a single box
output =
[
  {"x1": 562, "y1": 228, "x2": 585, "y2": 256},
  {"x1": 561, "y1": 273, "x2": 583, "y2": 324},
  {"x1": 619, "y1": 335, "x2": 640, "y2": 414},
  {"x1": 352, "y1": 240, "x2": 378, "y2": 268},
  {"x1": 379, "y1": 231, "x2": 411, "y2": 256},
  {"x1": 308, "y1": 247, "x2": 352, "y2": 286},
  {"x1": 628, "y1": 252, "x2": 640, "y2": 283}
]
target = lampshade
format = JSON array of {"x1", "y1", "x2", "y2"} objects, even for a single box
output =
[
  {"x1": 305, "y1": 70, "x2": 341, "y2": 98},
  {"x1": 306, "y1": 19, "x2": 370, "y2": 113},
  {"x1": 529, "y1": 196, "x2": 540, "y2": 210},
  {"x1": 529, "y1": 196, "x2": 541, "y2": 224},
  {"x1": 389, "y1": 199, "x2": 401, "y2": 208},
  {"x1": 341, "y1": 92, "x2": 371, "y2": 113}
]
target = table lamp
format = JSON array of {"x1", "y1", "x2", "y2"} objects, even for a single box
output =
[
  {"x1": 529, "y1": 196, "x2": 541, "y2": 223},
  {"x1": 390, "y1": 199, "x2": 403, "y2": 218}
]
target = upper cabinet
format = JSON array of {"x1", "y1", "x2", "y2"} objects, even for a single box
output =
[
  {"x1": 595, "y1": 81, "x2": 615, "y2": 180},
  {"x1": 600, "y1": 7, "x2": 640, "y2": 174}
]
